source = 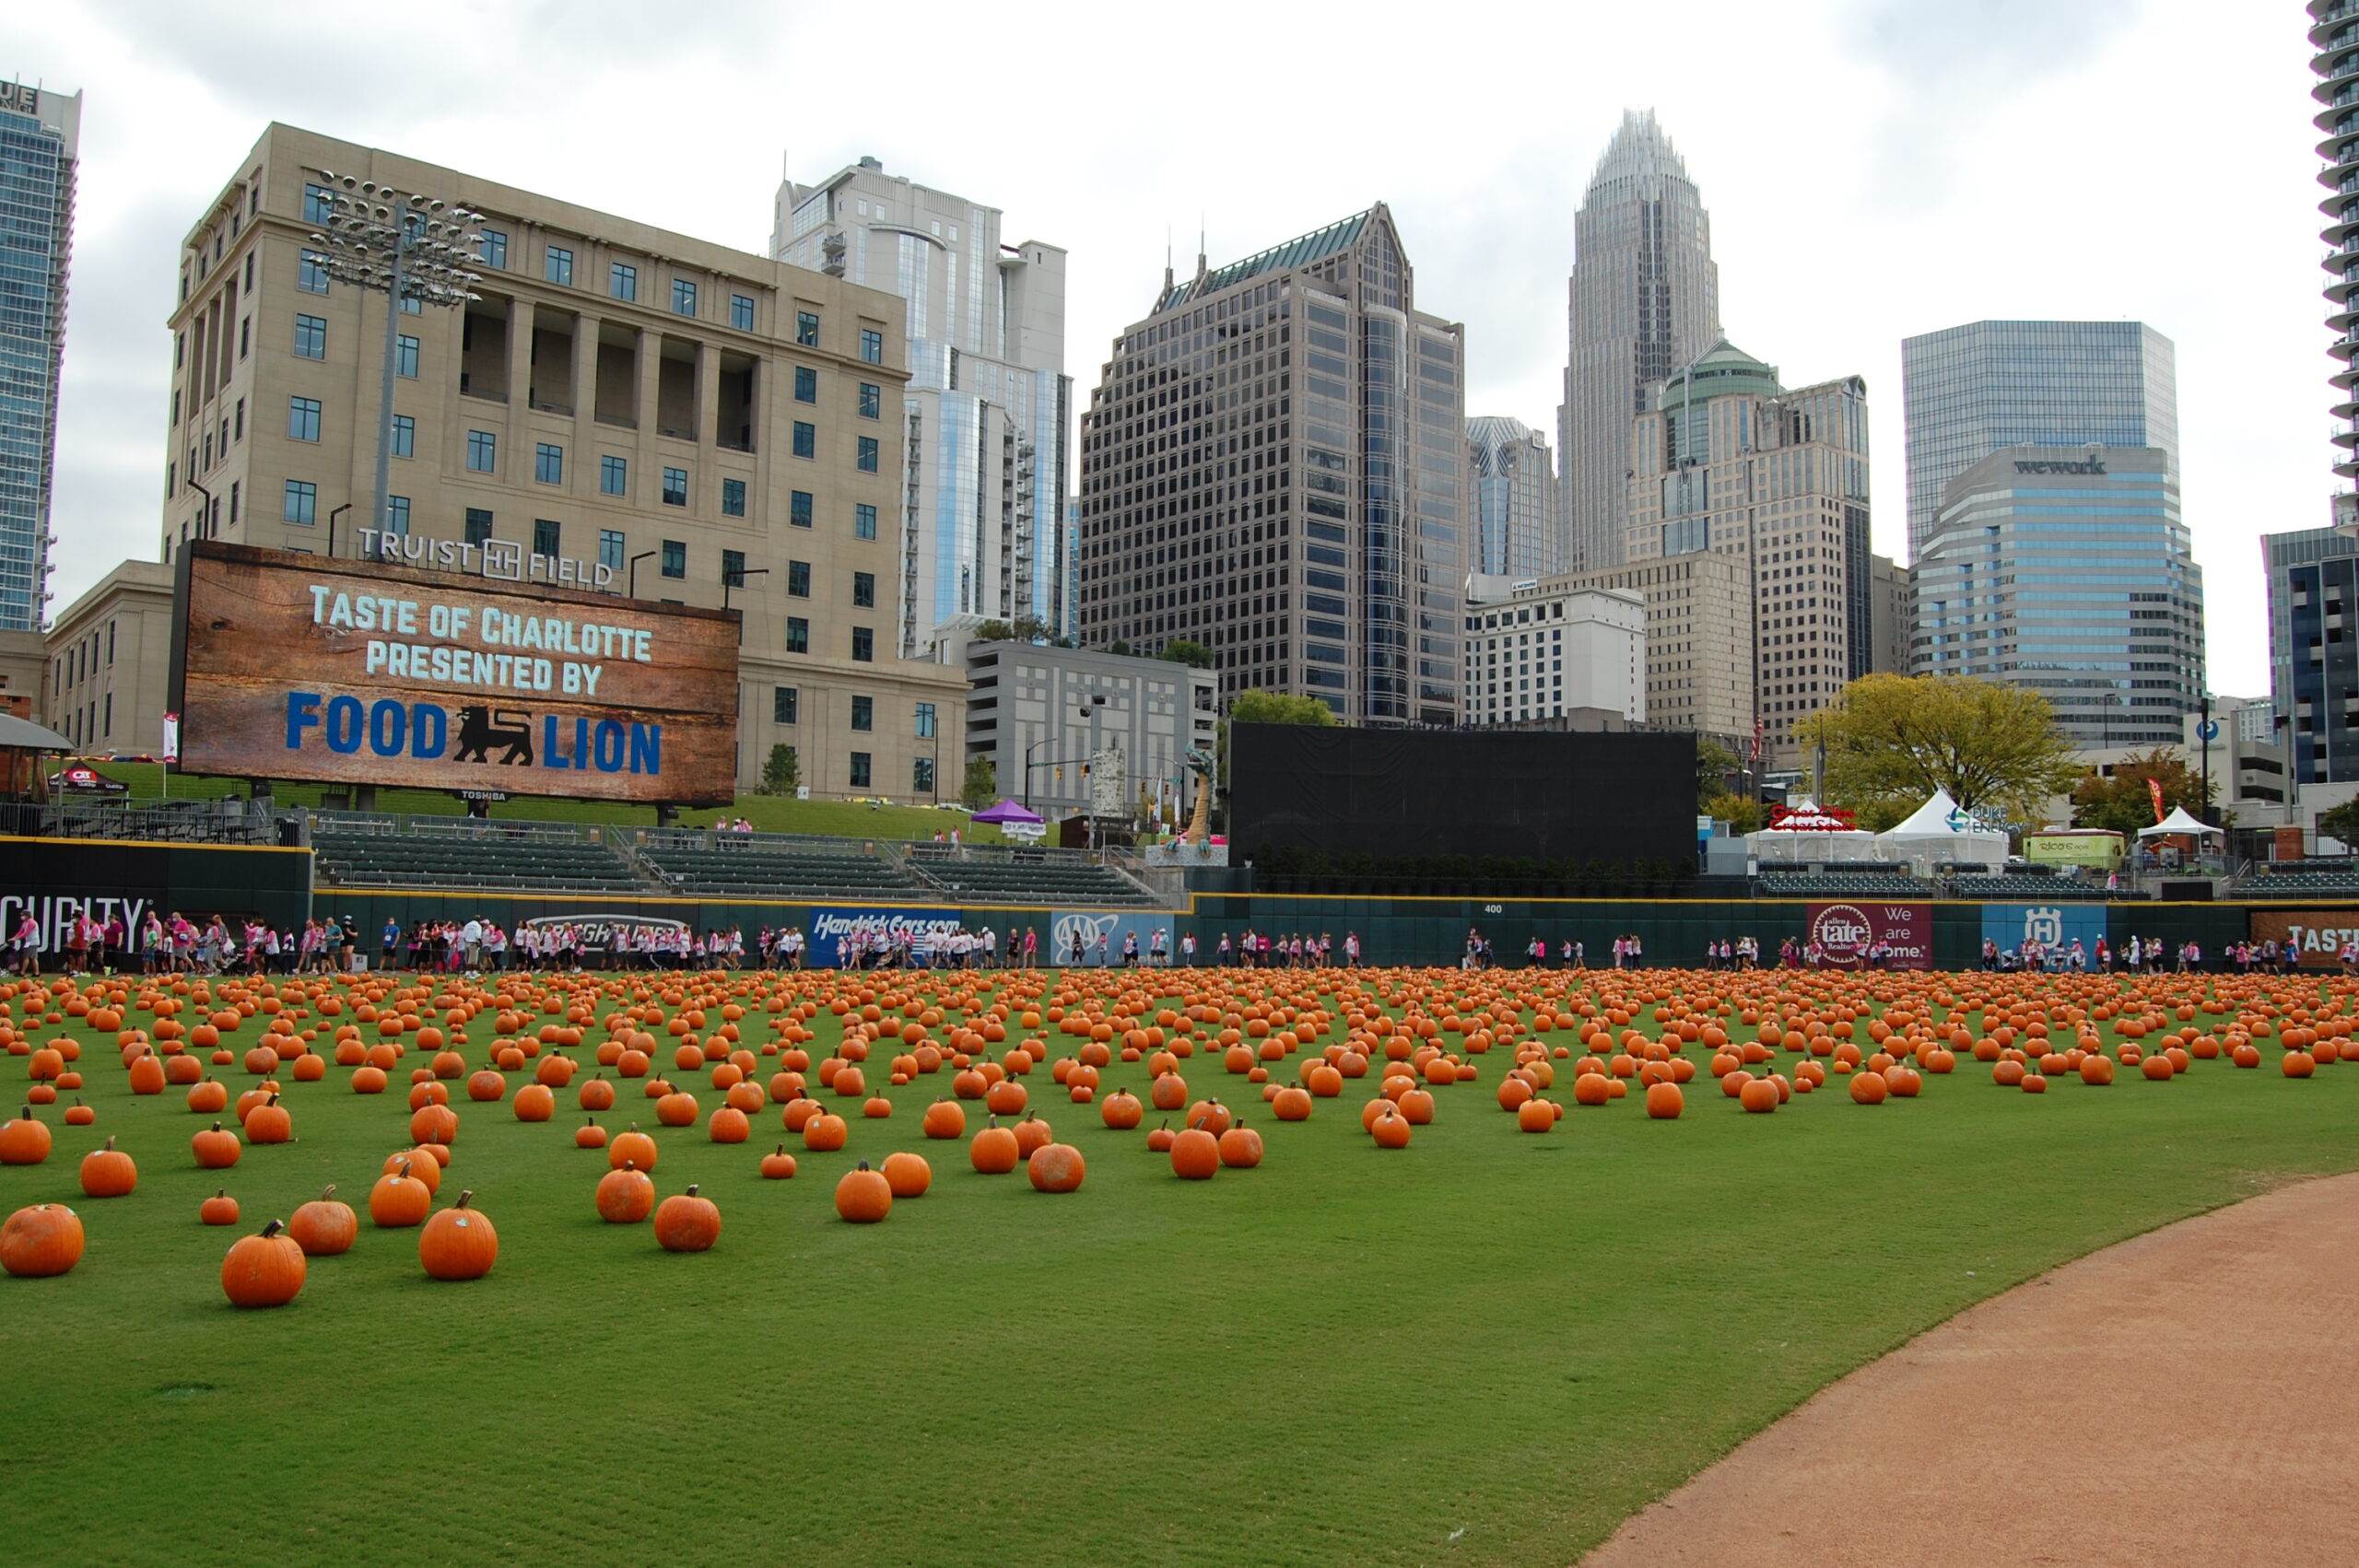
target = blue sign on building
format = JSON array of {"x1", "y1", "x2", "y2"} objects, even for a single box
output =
[{"x1": 805, "y1": 906, "x2": 960, "y2": 967}]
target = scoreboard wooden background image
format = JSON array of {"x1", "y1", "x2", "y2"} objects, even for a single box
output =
[{"x1": 170, "y1": 543, "x2": 741, "y2": 806}]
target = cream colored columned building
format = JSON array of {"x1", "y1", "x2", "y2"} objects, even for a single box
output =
[
  {"x1": 42, "y1": 561, "x2": 173, "y2": 755},
  {"x1": 157, "y1": 124, "x2": 963, "y2": 802}
]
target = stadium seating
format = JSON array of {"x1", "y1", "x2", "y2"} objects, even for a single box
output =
[
  {"x1": 641, "y1": 841, "x2": 927, "y2": 900},
  {"x1": 908, "y1": 852, "x2": 1152, "y2": 907},
  {"x1": 2248, "y1": 868, "x2": 2359, "y2": 894},
  {"x1": 1945, "y1": 874, "x2": 2112, "y2": 901},
  {"x1": 312, "y1": 829, "x2": 641, "y2": 894},
  {"x1": 1757, "y1": 870, "x2": 1932, "y2": 898}
]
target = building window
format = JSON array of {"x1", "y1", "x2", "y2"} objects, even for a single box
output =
[
  {"x1": 786, "y1": 615, "x2": 809, "y2": 654},
  {"x1": 458, "y1": 428, "x2": 495, "y2": 473},
  {"x1": 234, "y1": 398, "x2": 244, "y2": 439},
  {"x1": 722, "y1": 477, "x2": 746, "y2": 518},
  {"x1": 722, "y1": 549, "x2": 746, "y2": 587},
  {"x1": 464, "y1": 509, "x2": 493, "y2": 546},
  {"x1": 787, "y1": 560, "x2": 811, "y2": 597},
  {"x1": 533, "y1": 518, "x2": 561, "y2": 558},
  {"x1": 396, "y1": 334, "x2": 419, "y2": 378},
  {"x1": 385, "y1": 496, "x2": 411, "y2": 535},
  {"x1": 791, "y1": 491, "x2": 814, "y2": 529},
  {"x1": 478, "y1": 228, "x2": 508, "y2": 269},
  {"x1": 535, "y1": 443, "x2": 564, "y2": 485},
  {"x1": 851, "y1": 696, "x2": 874, "y2": 731},
  {"x1": 288, "y1": 396, "x2": 322, "y2": 442},
  {"x1": 858, "y1": 382, "x2": 881, "y2": 419},
  {"x1": 852, "y1": 570, "x2": 875, "y2": 608},
  {"x1": 610, "y1": 262, "x2": 638, "y2": 301},
  {"x1": 731, "y1": 294, "x2": 754, "y2": 332},
  {"x1": 914, "y1": 702, "x2": 936, "y2": 739},
  {"x1": 792, "y1": 422, "x2": 816, "y2": 460},
  {"x1": 661, "y1": 539, "x2": 686, "y2": 579},
  {"x1": 293, "y1": 314, "x2": 326, "y2": 358},
  {"x1": 546, "y1": 246, "x2": 574, "y2": 286},
  {"x1": 854, "y1": 503, "x2": 877, "y2": 540},
  {"x1": 796, "y1": 310, "x2": 819, "y2": 347},
  {"x1": 299, "y1": 251, "x2": 330, "y2": 294},
  {"x1": 673, "y1": 277, "x2": 698, "y2": 316},
  {"x1": 852, "y1": 626, "x2": 874, "y2": 662},
  {"x1": 284, "y1": 480, "x2": 316, "y2": 525},
  {"x1": 911, "y1": 754, "x2": 936, "y2": 796},
  {"x1": 857, "y1": 437, "x2": 879, "y2": 473},
  {"x1": 860, "y1": 328, "x2": 883, "y2": 365},
  {"x1": 773, "y1": 686, "x2": 798, "y2": 724},
  {"x1": 794, "y1": 366, "x2": 817, "y2": 404},
  {"x1": 598, "y1": 530, "x2": 624, "y2": 571},
  {"x1": 850, "y1": 751, "x2": 872, "y2": 789},
  {"x1": 662, "y1": 467, "x2": 687, "y2": 507},
  {"x1": 303, "y1": 183, "x2": 333, "y2": 225},
  {"x1": 392, "y1": 415, "x2": 416, "y2": 459},
  {"x1": 601, "y1": 454, "x2": 628, "y2": 496},
  {"x1": 229, "y1": 481, "x2": 241, "y2": 523}
]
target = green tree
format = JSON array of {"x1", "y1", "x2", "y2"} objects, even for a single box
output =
[
  {"x1": 961, "y1": 755, "x2": 997, "y2": 811},
  {"x1": 971, "y1": 619, "x2": 1015, "y2": 643},
  {"x1": 2071, "y1": 747, "x2": 2213, "y2": 835},
  {"x1": 1160, "y1": 638, "x2": 1213, "y2": 669},
  {"x1": 1798, "y1": 673, "x2": 2081, "y2": 825},
  {"x1": 759, "y1": 743, "x2": 800, "y2": 796},
  {"x1": 2318, "y1": 796, "x2": 2359, "y2": 852},
  {"x1": 1109, "y1": 638, "x2": 1132, "y2": 656},
  {"x1": 1700, "y1": 790, "x2": 1766, "y2": 836},
  {"x1": 1696, "y1": 738, "x2": 1742, "y2": 806},
  {"x1": 1228, "y1": 689, "x2": 1338, "y2": 726}
]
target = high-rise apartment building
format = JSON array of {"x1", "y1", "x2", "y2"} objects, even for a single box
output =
[
  {"x1": 1461, "y1": 572, "x2": 1643, "y2": 728},
  {"x1": 2312, "y1": 3, "x2": 2359, "y2": 486},
  {"x1": 0, "y1": 81, "x2": 80, "y2": 632},
  {"x1": 2264, "y1": 518, "x2": 2359, "y2": 783},
  {"x1": 160, "y1": 123, "x2": 964, "y2": 801},
  {"x1": 1076, "y1": 205, "x2": 1467, "y2": 725},
  {"x1": 1466, "y1": 416, "x2": 1560, "y2": 577},
  {"x1": 771, "y1": 158, "x2": 1071, "y2": 656},
  {"x1": 1623, "y1": 338, "x2": 1872, "y2": 770},
  {"x1": 1915, "y1": 447, "x2": 2205, "y2": 750},
  {"x1": 1869, "y1": 554, "x2": 1912, "y2": 676},
  {"x1": 1899, "y1": 321, "x2": 2177, "y2": 561},
  {"x1": 1558, "y1": 111, "x2": 1719, "y2": 576}
]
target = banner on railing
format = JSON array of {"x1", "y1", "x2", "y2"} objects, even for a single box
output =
[
  {"x1": 804, "y1": 906, "x2": 961, "y2": 967},
  {"x1": 1805, "y1": 901, "x2": 1931, "y2": 970}
]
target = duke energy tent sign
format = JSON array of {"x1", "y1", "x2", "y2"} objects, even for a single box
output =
[{"x1": 170, "y1": 543, "x2": 739, "y2": 805}]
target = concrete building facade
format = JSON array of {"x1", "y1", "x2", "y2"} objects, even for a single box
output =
[
  {"x1": 1076, "y1": 205, "x2": 1467, "y2": 726},
  {"x1": 157, "y1": 123, "x2": 965, "y2": 802},
  {"x1": 963, "y1": 639, "x2": 1215, "y2": 821},
  {"x1": 42, "y1": 559, "x2": 172, "y2": 756},
  {"x1": 2311, "y1": 1, "x2": 2359, "y2": 486},
  {"x1": 2264, "y1": 520, "x2": 2359, "y2": 784},
  {"x1": 771, "y1": 157, "x2": 1071, "y2": 656},
  {"x1": 1915, "y1": 446, "x2": 2205, "y2": 751},
  {"x1": 1461, "y1": 573, "x2": 1643, "y2": 727},
  {"x1": 1899, "y1": 320, "x2": 2177, "y2": 562},
  {"x1": 1558, "y1": 111, "x2": 1719, "y2": 577},
  {"x1": 1466, "y1": 415, "x2": 1560, "y2": 578},
  {"x1": 1531, "y1": 552, "x2": 1753, "y2": 743},
  {"x1": 1870, "y1": 554, "x2": 1912, "y2": 676},
  {"x1": 0, "y1": 81, "x2": 79, "y2": 632},
  {"x1": 1623, "y1": 338, "x2": 1873, "y2": 770}
]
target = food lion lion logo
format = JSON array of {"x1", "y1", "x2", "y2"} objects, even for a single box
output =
[
  {"x1": 1812, "y1": 903, "x2": 1873, "y2": 964},
  {"x1": 1052, "y1": 913, "x2": 1120, "y2": 953}
]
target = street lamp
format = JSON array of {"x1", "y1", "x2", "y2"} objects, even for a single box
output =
[
  {"x1": 308, "y1": 170, "x2": 484, "y2": 553},
  {"x1": 325, "y1": 502, "x2": 351, "y2": 559},
  {"x1": 721, "y1": 566, "x2": 768, "y2": 614},
  {"x1": 628, "y1": 549, "x2": 659, "y2": 598},
  {"x1": 183, "y1": 477, "x2": 215, "y2": 544}
]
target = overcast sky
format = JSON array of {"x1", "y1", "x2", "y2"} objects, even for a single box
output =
[{"x1": 18, "y1": 0, "x2": 2324, "y2": 695}]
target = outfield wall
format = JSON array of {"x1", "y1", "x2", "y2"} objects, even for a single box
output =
[{"x1": 0, "y1": 837, "x2": 314, "y2": 943}]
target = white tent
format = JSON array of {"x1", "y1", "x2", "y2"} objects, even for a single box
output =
[
  {"x1": 1877, "y1": 788, "x2": 2011, "y2": 870},
  {"x1": 1745, "y1": 801, "x2": 1882, "y2": 865},
  {"x1": 2138, "y1": 805, "x2": 2222, "y2": 840}
]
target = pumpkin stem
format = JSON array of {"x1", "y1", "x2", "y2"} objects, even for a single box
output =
[
  {"x1": 686, "y1": 1184, "x2": 699, "y2": 1198},
  {"x1": 320, "y1": 1184, "x2": 335, "y2": 1201},
  {"x1": 453, "y1": 1190, "x2": 473, "y2": 1210},
  {"x1": 104, "y1": 1135, "x2": 115, "y2": 1151},
  {"x1": 398, "y1": 1159, "x2": 412, "y2": 1178}
]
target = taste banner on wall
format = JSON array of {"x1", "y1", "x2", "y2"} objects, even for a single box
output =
[
  {"x1": 1806, "y1": 901, "x2": 1932, "y2": 969},
  {"x1": 2248, "y1": 910, "x2": 2359, "y2": 969},
  {"x1": 1981, "y1": 903, "x2": 2108, "y2": 957}
]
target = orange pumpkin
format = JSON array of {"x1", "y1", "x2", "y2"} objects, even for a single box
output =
[
  {"x1": 419, "y1": 1191, "x2": 498, "y2": 1280},
  {"x1": 221, "y1": 1220, "x2": 306, "y2": 1307},
  {"x1": 834, "y1": 1161, "x2": 893, "y2": 1223},
  {"x1": 288, "y1": 1186, "x2": 357, "y2": 1256}
]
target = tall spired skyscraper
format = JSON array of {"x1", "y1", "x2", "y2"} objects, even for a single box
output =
[{"x1": 1557, "y1": 111, "x2": 1719, "y2": 575}]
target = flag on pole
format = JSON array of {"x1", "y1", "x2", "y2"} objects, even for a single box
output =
[
  {"x1": 2146, "y1": 776, "x2": 2165, "y2": 824},
  {"x1": 161, "y1": 712, "x2": 181, "y2": 764}
]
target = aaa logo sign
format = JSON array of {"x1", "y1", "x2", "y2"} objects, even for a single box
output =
[{"x1": 1807, "y1": 901, "x2": 1932, "y2": 970}]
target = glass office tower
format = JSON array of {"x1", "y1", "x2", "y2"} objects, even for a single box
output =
[
  {"x1": 1899, "y1": 321, "x2": 2177, "y2": 563},
  {"x1": 0, "y1": 82, "x2": 79, "y2": 631}
]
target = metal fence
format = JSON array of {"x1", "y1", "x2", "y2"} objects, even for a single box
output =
[{"x1": 0, "y1": 798, "x2": 280, "y2": 845}]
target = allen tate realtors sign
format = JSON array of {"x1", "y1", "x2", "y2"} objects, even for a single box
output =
[{"x1": 170, "y1": 542, "x2": 740, "y2": 805}]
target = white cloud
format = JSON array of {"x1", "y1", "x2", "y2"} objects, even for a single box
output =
[{"x1": 25, "y1": 0, "x2": 2323, "y2": 695}]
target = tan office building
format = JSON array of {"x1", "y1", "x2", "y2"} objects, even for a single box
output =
[
  {"x1": 1538, "y1": 552, "x2": 1755, "y2": 745},
  {"x1": 158, "y1": 123, "x2": 964, "y2": 802},
  {"x1": 43, "y1": 561, "x2": 174, "y2": 755}
]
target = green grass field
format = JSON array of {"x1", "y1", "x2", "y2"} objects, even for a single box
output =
[
  {"x1": 65, "y1": 758, "x2": 1009, "y2": 842},
  {"x1": 2, "y1": 966, "x2": 2353, "y2": 1567}
]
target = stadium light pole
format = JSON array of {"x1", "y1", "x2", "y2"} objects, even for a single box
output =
[
  {"x1": 722, "y1": 567, "x2": 768, "y2": 646},
  {"x1": 308, "y1": 170, "x2": 484, "y2": 555}
]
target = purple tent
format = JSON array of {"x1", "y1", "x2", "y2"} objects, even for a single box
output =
[{"x1": 971, "y1": 798, "x2": 1047, "y2": 825}]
